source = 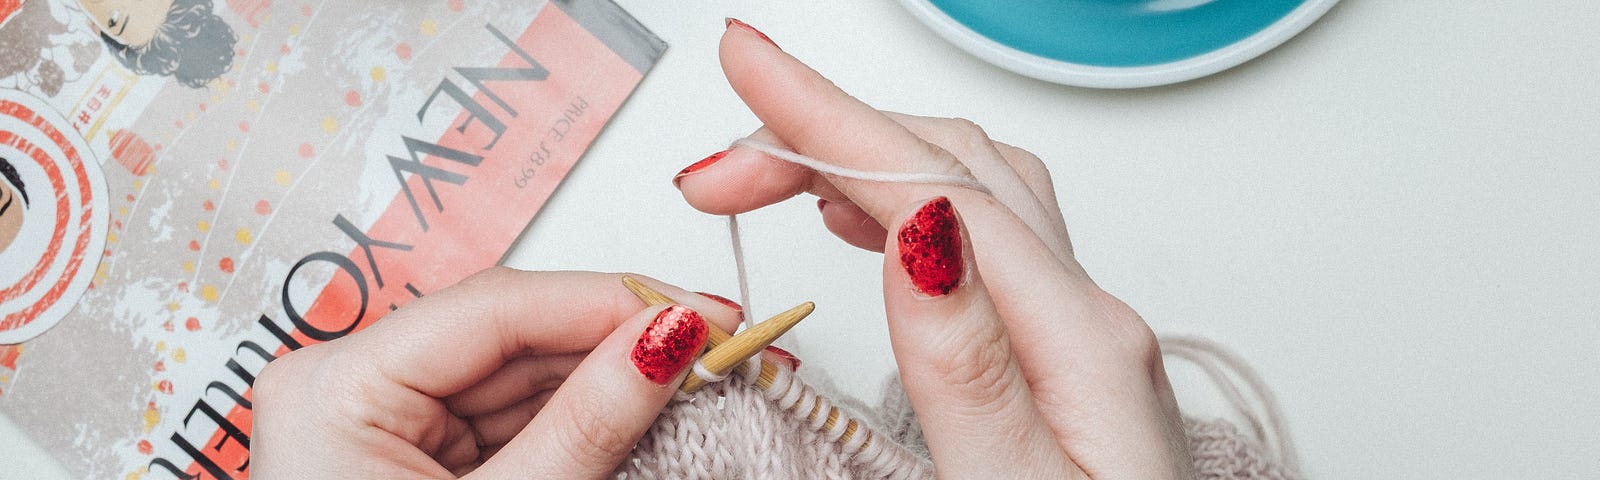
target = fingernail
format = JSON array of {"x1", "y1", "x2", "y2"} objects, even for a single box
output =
[
  {"x1": 695, "y1": 291, "x2": 744, "y2": 322},
  {"x1": 765, "y1": 345, "x2": 801, "y2": 370},
  {"x1": 816, "y1": 198, "x2": 829, "y2": 211},
  {"x1": 673, "y1": 149, "x2": 730, "y2": 187},
  {"x1": 632, "y1": 305, "x2": 709, "y2": 385},
  {"x1": 897, "y1": 197, "x2": 963, "y2": 296},
  {"x1": 725, "y1": 18, "x2": 779, "y2": 49}
]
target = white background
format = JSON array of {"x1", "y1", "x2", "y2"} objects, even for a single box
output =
[{"x1": 6, "y1": 1, "x2": 1600, "y2": 478}]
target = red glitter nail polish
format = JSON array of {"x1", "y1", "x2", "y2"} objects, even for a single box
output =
[
  {"x1": 696, "y1": 291, "x2": 744, "y2": 322},
  {"x1": 897, "y1": 197, "x2": 963, "y2": 296},
  {"x1": 632, "y1": 305, "x2": 709, "y2": 385},
  {"x1": 673, "y1": 149, "x2": 729, "y2": 187},
  {"x1": 725, "y1": 18, "x2": 780, "y2": 49},
  {"x1": 765, "y1": 345, "x2": 801, "y2": 370}
]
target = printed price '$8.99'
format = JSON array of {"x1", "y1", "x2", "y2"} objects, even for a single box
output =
[{"x1": 514, "y1": 96, "x2": 588, "y2": 189}]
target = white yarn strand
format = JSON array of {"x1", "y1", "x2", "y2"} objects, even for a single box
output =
[
  {"x1": 733, "y1": 138, "x2": 991, "y2": 194},
  {"x1": 727, "y1": 214, "x2": 754, "y2": 324},
  {"x1": 743, "y1": 354, "x2": 763, "y2": 379}
]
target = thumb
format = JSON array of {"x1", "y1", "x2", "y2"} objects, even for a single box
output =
[{"x1": 465, "y1": 304, "x2": 709, "y2": 479}]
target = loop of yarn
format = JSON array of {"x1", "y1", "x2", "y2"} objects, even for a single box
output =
[
  {"x1": 692, "y1": 361, "x2": 728, "y2": 383},
  {"x1": 1160, "y1": 335, "x2": 1302, "y2": 476}
]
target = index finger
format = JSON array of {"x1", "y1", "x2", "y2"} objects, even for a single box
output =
[
  {"x1": 719, "y1": 19, "x2": 973, "y2": 223},
  {"x1": 339, "y1": 269, "x2": 741, "y2": 398}
]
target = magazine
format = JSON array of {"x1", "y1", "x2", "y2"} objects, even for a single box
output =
[{"x1": 0, "y1": 0, "x2": 663, "y2": 477}]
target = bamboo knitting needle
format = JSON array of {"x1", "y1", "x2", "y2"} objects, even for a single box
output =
[
  {"x1": 680, "y1": 301, "x2": 812, "y2": 392},
  {"x1": 619, "y1": 277, "x2": 870, "y2": 448},
  {"x1": 620, "y1": 276, "x2": 811, "y2": 391},
  {"x1": 622, "y1": 276, "x2": 734, "y2": 348},
  {"x1": 617, "y1": 276, "x2": 800, "y2": 390}
]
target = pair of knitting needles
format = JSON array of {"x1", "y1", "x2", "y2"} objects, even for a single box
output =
[{"x1": 620, "y1": 276, "x2": 869, "y2": 448}]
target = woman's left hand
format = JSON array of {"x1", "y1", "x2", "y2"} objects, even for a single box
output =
[{"x1": 252, "y1": 269, "x2": 741, "y2": 479}]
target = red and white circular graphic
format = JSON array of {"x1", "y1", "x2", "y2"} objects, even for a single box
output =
[{"x1": 0, "y1": 90, "x2": 108, "y2": 344}]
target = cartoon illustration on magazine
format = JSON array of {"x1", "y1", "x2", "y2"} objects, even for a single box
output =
[
  {"x1": 1, "y1": 0, "x2": 236, "y2": 94},
  {"x1": 0, "y1": 90, "x2": 108, "y2": 345}
]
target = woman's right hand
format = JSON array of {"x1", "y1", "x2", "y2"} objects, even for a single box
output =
[{"x1": 674, "y1": 19, "x2": 1196, "y2": 479}]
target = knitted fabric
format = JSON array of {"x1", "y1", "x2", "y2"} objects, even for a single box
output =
[
  {"x1": 616, "y1": 349, "x2": 1299, "y2": 479},
  {"x1": 617, "y1": 364, "x2": 933, "y2": 479},
  {"x1": 1185, "y1": 418, "x2": 1297, "y2": 480}
]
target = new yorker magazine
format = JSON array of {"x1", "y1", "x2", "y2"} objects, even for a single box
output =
[{"x1": 0, "y1": 0, "x2": 663, "y2": 477}]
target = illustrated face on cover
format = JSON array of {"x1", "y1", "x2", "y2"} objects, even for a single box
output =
[
  {"x1": 76, "y1": 0, "x2": 239, "y2": 88},
  {"x1": 0, "y1": 89, "x2": 110, "y2": 346},
  {"x1": 0, "y1": 157, "x2": 24, "y2": 254},
  {"x1": 80, "y1": 0, "x2": 175, "y2": 47}
]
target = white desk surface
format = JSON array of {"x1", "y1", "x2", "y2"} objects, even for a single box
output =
[{"x1": 6, "y1": 1, "x2": 1599, "y2": 478}]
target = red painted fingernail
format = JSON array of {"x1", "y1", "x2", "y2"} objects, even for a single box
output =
[
  {"x1": 695, "y1": 291, "x2": 744, "y2": 322},
  {"x1": 897, "y1": 197, "x2": 963, "y2": 296},
  {"x1": 632, "y1": 305, "x2": 709, "y2": 385},
  {"x1": 673, "y1": 149, "x2": 729, "y2": 187},
  {"x1": 725, "y1": 18, "x2": 779, "y2": 49},
  {"x1": 765, "y1": 345, "x2": 801, "y2": 370},
  {"x1": 816, "y1": 198, "x2": 829, "y2": 211}
]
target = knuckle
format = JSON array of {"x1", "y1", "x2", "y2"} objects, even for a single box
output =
[
  {"x1": 995, "y1": 143, "x2": 1057, "y2": 192},
  {"x1": 254, "y1": 344, "x2": 322, "y2": 401},
  {"x1": 1118, "y1": 324, "x2": 1162, "y2": 369},
  {"x1": 925, "y1": 147, "x2": 976, "y2": 180},
  {"x1": 252, "y1": 360, "x2": 294, "y2": 405},
  {"x1": 556, "y1": 392, "x2": 636, "y2": 467},
  {"x1": 255, "y1": 345, "x2": 378, "y2": 424},
  {"x1": 926, "y1": 323, "x2": 1017, "y2": 410},
  {"x1": 1015, "y1": 153, "x2": 1055, "y2": 188},
  {"x1": 1093, "y1": 291, "x2": 1162, "y2": 367},
  {"x1": 936, "y1": 117, "x2": 997, "y2": 160},
  {"x1": 942, "y1": 117, "x2": 991, "y2": 140},
  {"x1": 319, "y1": 359, "x2": 388, "y2": 424}
]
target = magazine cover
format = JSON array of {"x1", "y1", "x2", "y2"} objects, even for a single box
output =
[{"x1": 0, "y1": 0, "x2": 664, "y2": 477}]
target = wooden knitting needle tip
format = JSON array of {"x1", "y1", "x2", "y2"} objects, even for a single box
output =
[
  {"x1": 682, "y1": 301, "x2": 813, "y2": 392},
  {"x1": 621, "y1": 276, "x2": 674, "y2": 307},
  {"x1": 619, "y1": 277, "x2": 810, "y2": 393}
]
